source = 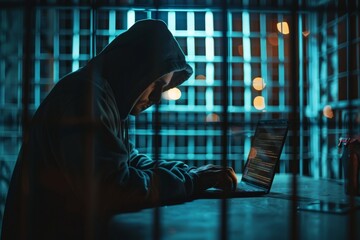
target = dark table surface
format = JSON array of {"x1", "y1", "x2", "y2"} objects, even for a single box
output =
[{"x1": 107, "y1": 174, "x2": 360, "y2": 240}]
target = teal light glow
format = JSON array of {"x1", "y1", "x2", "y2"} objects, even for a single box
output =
[
  {"x1": 109, "y1": 10, "x2": 116, "y2": 42},
  {"x1": 34, "y1": 9, "x2": 41, "y2": 107},
  {"x1": 168, "y1": 11, "x2": 176, "y2": 33},
  {"x1": 72, "y1": 10, "x2": 80, "y2": 71},
  {"x1": 127, "y1": 10, "x2": 135, "y2": 28},
  {"x1": 244, "y1": 63, "x2": 252, "y2": 111},
  {"x1": 242, "y1": 12, "x2": 251, "y2": 59},
  {"x1": 206, "y1": 63, "x2": 214, "y2": 85},
  {"x1": 206, "y1": 87, "x2": 213, "y2": 111},
  {"x1": 205, "y1": 37, "x2": 214, "y2": 61},
  {"x1": 205, "y1": 11, "x2": 213, "y2": 36},
  {"x1": 186, "y1": 12, "x2": 195, "y2": 62},
  {"x1": 187, "y1": 12, "x2": 195, "y2": 35}
]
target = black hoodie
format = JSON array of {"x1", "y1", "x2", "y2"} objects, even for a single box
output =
[{"x1": 2, "y1": 19, "x2": 196, "y2": 240}]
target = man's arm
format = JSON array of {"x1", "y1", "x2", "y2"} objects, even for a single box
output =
[
  {"x1": 127, "y1": 142, "x2": 198, "y2": 201},
  {"x1": 128, "y1": 142, "x2": 237, "y2": 195}
]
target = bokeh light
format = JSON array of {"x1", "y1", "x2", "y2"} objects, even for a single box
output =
[
  {"x1": 323, "y1": 105, "x2": 334, "y2": 119},
  {"x1": 206, "y1": 113, "x2": 220, "y2": 122},
  {"x1": 196, "y1": 74, "x2": 206, "y2": 80},
  {"x1": 267, "y1": 33, "x2": 278, "y2": 46},
  {"x1": 277, "y1": 22, "x2": 290, "y2": 35},
  {"x1": 162, "y1": 88, "x2": 182, "y2": 100},
  {"x1": 252, "y1": 77, "x2": 266, "y2": 91},
  {"x1": 253, "y1": 96, "x2": 266, "y2": 110},
  {"x1": 249, "y1": 147, "x2": 257, "y2": 159},
  {"x1": 302, "y1": 30, "x2": 310, "y2": 37}
]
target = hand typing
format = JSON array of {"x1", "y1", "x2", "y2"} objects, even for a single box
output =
[{"x1": 192, "y1": 164, "x2": 238, "y2": 192}]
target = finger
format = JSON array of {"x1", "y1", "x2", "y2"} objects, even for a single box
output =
[
  {"x1": 226, "y1": 168, "x2": 238, "y2": 189},
  {"x1": 229, "y1": 174, "x2": 238, "y2": 191},
  {"x1": 224, "y1": 171, "x2": 237, "y2": 191},
  {"x1": 208, "y1": 167, "x2": 237, "y2": 191},
  {"x1": 223, "y1": 174, "x2": 235, "y2": 191},
  {"x1": 214, "y1": 172, "x2": 234, "y2": 192}
]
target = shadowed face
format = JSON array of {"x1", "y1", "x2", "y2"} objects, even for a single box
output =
[{"x1": 130, "y1": 72, "x2": 174, "y2": 115}]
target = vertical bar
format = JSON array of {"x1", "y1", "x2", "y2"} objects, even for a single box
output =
[
  {"x1": 309, "y1": 12, "x2": 320, "y2": 178},
  {"x1": 72, "y1": 9, "x2": 80, "y2": 71},
  {"x1": 127, "y1": 10, "x2": 135, "y2": 28},
  {"x1": 205, "y1": 22, "x2": 214, "y2": 112},
  {"x1": 227, "y1": 12, "x2": 233, "y2": 113},
  {"x1": 53, "y1": 9, "x2": 59, "y2": 83},
  {"x1": 277, "y1": 14, "x2": 286, "y2": 113},
  {"x1": 345, "y1": 1, "x2": 357, "y2": 239},
  {"x1": 168, "y1": 11, "x2": 175, "y2": 32},
  {"x1": 242, "y1": 11, "x2": 251, "y2": 127},
  {"x1": 298, "y1": 14, "x2": 304, "y2": 176},
  {"x1": 242, "y1": 11, "x2": 251, "y2": 166},
  {"x1": 147, "y1": 112, "x2": 153, "y2": 155},
  {"x1": 259, "y1": 13, "x2": 268, "y2": 109},
  {"x1": 205, "y1": 11, "x2": 214, "y2": 165},
  {"x1": 187, "y1": 126, "x2": 195, "y2": 161},
  {"x1": 34, "y1": 9, "x2": 40, "y2": 107},
  {"x1": 90, "y1": 4, "x2": 97, "y2": 59},
  {"x1": 22, "y1": 0, "x2": 35, "y2": 238},
  {"x1": 152, "y1": 3, "x2": 161, "y2": 240},
  {"x1": 84, "y1": 1, "x2": 98, "y2": 239},
  {"x1": 186, "y1": 11, "x2": 196, "y2": 163},
  {"x1": 290, "y1": 2, "x2": 299, "y2": 240},
  {"x1": 220, "y1": 1, "x2": 229, "y2": 240},
  {"x1": 187, "y1": 11, "x2": 196, "y2": 163},
  {"x1": 186, "y1": 9, "x2": 196, "y2": 161},
  {"x1": 108, "y1": 10, "x2": 116, "y2": 43}
]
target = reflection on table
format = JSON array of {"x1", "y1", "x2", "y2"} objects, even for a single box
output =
[{"x1": 108, "y1": 174, "x2": 360, "y2": 240}]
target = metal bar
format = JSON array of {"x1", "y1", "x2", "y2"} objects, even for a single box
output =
[
  {"x1": 290, "y1": 1, "x2": 300, "y2": 240},
  {"x1": 152, "y1": 3, "x2": 161, "y2": 240},
  {"x1": 21, "y1": 0, "x2": 35, "y2": 238},
  {"x1": 220, "y1": 1, "x2": 229, "y2": 240},
  {"x1": 345, "y1": 1, "x2": 357, "y2": 239},
  {"x1": 90, "y1": 1, "x2": 97, "y2": 59},
  {"x1": 298, "y1": 13, "x2": 304, "y2": 176},
  {"x1": 83, "y1": 1, "x2": 97, "y2": 239}
]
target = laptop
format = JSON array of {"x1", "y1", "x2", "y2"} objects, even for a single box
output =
[{"x1": 196, "y1": 119, "x2": 289, "y2": 198}]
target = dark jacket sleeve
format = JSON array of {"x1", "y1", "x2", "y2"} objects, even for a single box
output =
[
  {"x1": 128, "y1": 142, "x2": 198, "y2": 201},
  {"x1": 56, "y1": 90, "x2": 198, "y2": 213},
  {"x1": 91, "y1": 119, "x2": 198, "y2": 212}
]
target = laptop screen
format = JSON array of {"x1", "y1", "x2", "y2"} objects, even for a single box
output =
[{"x1": 242, "y1": 119, "x2": 288, "y2": 189}]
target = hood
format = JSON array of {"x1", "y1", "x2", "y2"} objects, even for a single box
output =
[{"x1": 87, "y1": 19, "x2": 193, "y2": 119}]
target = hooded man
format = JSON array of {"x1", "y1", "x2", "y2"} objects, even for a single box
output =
[{"x1": 2, "y1": 19, "x2": 237, "y2": 239}]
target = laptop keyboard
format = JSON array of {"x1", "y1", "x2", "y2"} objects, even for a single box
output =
[{"x1": 237, "y1": 182, "x2": 262, "y2": 192}]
